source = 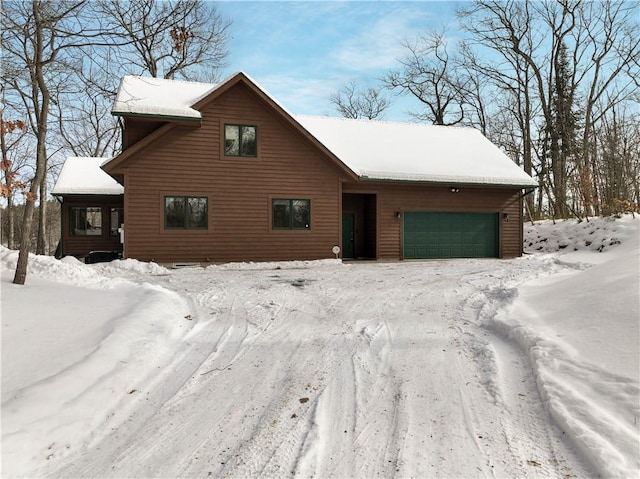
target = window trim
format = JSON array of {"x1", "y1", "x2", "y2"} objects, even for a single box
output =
[
  {"x1": 272, "y1": 198, "x2": 311, "y2": 230},
  {"x1": 164, "y1": 195, "x2": 208, "y2": 230},
  {"x1": 223, "y1": 123, "x2": 258, "y2": 158}
]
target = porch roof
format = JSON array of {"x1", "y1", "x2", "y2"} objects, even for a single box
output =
[{"x1": 52, "y1": 157, "x2": 123, "y2": 196}]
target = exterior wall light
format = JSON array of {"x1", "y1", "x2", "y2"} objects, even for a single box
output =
[
  {"x1": 395, "y1": 211, "x2": 402, "y2": 220},
  {"x1": 502, "y1": 213, "x2": 510, "y2": 222},
  {"x1": 451, "y1": 187, "x2": 460, "y2": 193}
]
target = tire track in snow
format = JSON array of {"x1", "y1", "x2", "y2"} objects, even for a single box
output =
[
  {"x1": 213, "y1": 276, "x2": 371, "y2": 478},
  {"x1": 490, "y1": 333, "x2": 584, "y2": 478},
  {"x1": 458, "y1": 272, "x2": 594, "y2": 478},
  {"x1": 50, "y1": 260, "x2": 594, "y2": 478},
  {"x1": 50, "y1": 271, "x2": 296, "y2": 478},
  {"x1": 293, "y1": 312, "x2": 397, "y2": 478}
]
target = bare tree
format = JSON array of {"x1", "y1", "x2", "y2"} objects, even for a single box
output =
[
  {"x1": 55, "y1": 67, "x2": 120, "y2": 158},
  {"x1": 96, "y1": 0, "x2": 231, "y2": 81},
  {"x1": 329, "y1": 80, "x2": 390, "y2": 120},
  {"x1": 593, "y1": 105, "x2": 640, "y2": 214},
  {"x1": 572, "y1": 1, "x2": 640, "y2": 215},
  {"x1": 2, "y1": 0, "x2": 101, "y2": 284},
  {"x1": 383, "y1": 31, "x2": 466, "y2": 125},
  {"x1": 459, "y1": 0, "x2": 639, "y2": 218},
  {"x1": 457, "y1": 5, "x2": 543, "y2": 214}
]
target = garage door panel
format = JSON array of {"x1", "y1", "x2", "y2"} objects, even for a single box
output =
[{"x1": 404, "y1": 212, "x2": 498, "y2": 259}]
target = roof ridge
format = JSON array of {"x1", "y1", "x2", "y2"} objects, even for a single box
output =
[
  {"x1": 121, "y1": 74, "x2": 217, "y2": 88},
  {"x1": 293, "y1": 114, "x2": 476, "y2": 130}
]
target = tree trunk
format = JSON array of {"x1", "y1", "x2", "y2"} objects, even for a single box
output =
[
  {"x1": 13, "y1": 0, "x2": 50, "y2": 285},
  {"x1": 7, "y1": 195, "x2": 15, "y2": 249},
  {"x1": 13, "y1": 197, "x2": 37, "y2": 284},
  {"x1": 37, "y1": 176, "x2": 47, "y2": 254}
]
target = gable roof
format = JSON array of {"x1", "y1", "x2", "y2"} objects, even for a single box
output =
[
  {"x1": 104, "y1": 72, "x2": 358, "y2": 180},
  {"x1": 103, "y1": 72, "x2": 535, "y2": 188},
  {"x1": 295, "y1": 116, "x2": 538, "y2": 188},
  {"x1": 52, "y1": 157, "x2": 123, "y2": 195}
]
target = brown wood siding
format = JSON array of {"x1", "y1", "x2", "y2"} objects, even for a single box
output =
[
  {"x1": 122, "y1": 83, "x2": 346, "y2": 263},
  {"x1": 343, "y1": 182, "x2": 524, "y2": 259},
  {"x1": 59, "y1": 195, "x2": 124, "y2": 258},
  {"x1": 123, "y1": 119, "x2": 165, "y2": 150}
]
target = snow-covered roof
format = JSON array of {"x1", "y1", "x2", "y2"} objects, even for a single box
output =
[
  {"x1": 112, "y1": 76, "x2": 218, "y2": 119},
  {"x1": 108, "y1": 73, "x2": 535, "y2": 187},
  {"x1": 294, "y1": 115, "x2": 538, "y2": 188},
  {"x1": 52, "y1": 157, "x2": 123, "y2": 195}
]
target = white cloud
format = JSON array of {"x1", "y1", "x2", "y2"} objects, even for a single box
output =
[
  {"x1": 331, "y1": 5, "x2": 433, "y2": 73},
  {"x1": 256, "y1": 73, "x2": 341, "y2": 116}
]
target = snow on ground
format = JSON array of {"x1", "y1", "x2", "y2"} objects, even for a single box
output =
[{"x1": 1, "y1": 215, "x2": 638, "y2": 478}]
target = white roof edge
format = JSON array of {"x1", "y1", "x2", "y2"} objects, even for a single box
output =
[{"x1": 358, "y1": 170, "x2": 538, "y2": 187}]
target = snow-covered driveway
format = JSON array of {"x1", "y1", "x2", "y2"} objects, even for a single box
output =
[
  {"x1": 2, "y1": 216, "x2": 638, "y2": 478},
  {"x1": 51, "y1": 260, "x2": 587, "y2": 478}
]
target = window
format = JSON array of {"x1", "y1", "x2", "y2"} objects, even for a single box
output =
[
  {"x1": 71, "y1": 207, "x2": 102, "y2": 236},
  {"x1": 272, "y1": 199, "x2": 310, "y2": 230},
  {"x1": 165, "y1": 196, "x2": 208, "y2": 229},
  {"x1": 110, "y1": 208, "x2": 124, "y2": 236},
  {"x1": 224, "y1": 124, "x2": 257, "y2": 157}
]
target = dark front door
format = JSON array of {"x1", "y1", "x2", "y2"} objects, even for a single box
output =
[{"x1": 342, "y1": 213, "x2": 355, "y2": 259}]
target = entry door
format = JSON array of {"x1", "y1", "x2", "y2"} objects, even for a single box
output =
[{"x1": 342, "y1": 213, "x2": 355, "y2": 259}]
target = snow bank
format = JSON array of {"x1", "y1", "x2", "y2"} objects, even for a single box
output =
[
  {"x1": 525, "y1": 214, "x2": 637, "y2": 258},
  {"x1": 484, "y1": 214, "x2": 640, "y2": 478},
  {"x1": 1, "y1": 248, "x2": 191, "y2": 477}
]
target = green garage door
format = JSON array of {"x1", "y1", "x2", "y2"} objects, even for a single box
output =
[{"x1": 403, "y1": 212, "x2": 498, "y2": 259}]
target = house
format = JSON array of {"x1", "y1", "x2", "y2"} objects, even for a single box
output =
[{"x1": 52, "y1": 72, "x2": 537, "y2": 264}]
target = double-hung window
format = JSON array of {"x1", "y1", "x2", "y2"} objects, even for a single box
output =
[
  {"x1": 224, "y1": 124, "x2": 257, "y2": 157},
  {"x1": 272, "y1": 199, "x2": 310, "y2": 230},
  {"x1": 164, "y1": 196, "x2": 208, "y2": 229}
]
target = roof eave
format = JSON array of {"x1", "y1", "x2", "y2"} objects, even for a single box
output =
[
  {"x1": 358, "y1": 176, "x2": 539, "y2": 189},
  {"x1": 51, "y1": 191, "x2": 124, "y2": 196},
  {"x1": 111, "y1": 111, "x2": 202, "y2": 124}
]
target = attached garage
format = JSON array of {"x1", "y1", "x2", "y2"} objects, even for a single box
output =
[{"x1": 403, "y1": 211, "x2": 498, "y2": 259}]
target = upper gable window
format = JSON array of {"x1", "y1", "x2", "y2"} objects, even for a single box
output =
[{"x1": 224, "y1": 124, "x2": 257, "y2": 157}]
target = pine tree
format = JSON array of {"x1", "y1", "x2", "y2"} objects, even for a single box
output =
[{"x1": 549, "y1": 42, "x2": 580, "y2": 218}]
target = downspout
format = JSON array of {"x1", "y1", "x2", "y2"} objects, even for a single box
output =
[{"x1": 521, "y1": 187, "x2": 537, "y2": 254}]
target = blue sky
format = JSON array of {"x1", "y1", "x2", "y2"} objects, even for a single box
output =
[{"x1": 216, "y1": 1, "x2": 464, "y2": 121}]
